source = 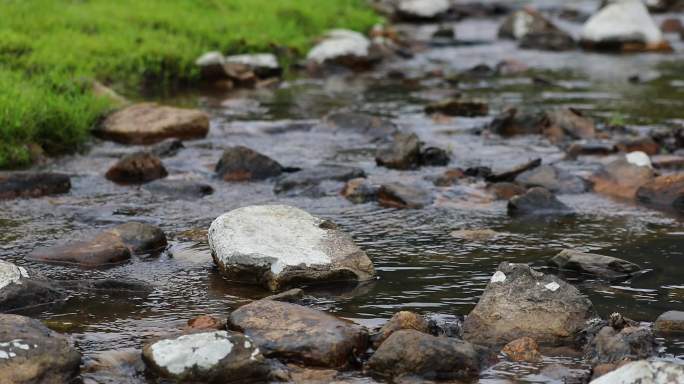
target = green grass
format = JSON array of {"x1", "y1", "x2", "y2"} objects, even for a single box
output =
[{"x1": 0, "y1": 0, "x2": 380, "y2": 168}]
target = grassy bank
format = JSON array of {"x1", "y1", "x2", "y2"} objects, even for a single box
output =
[{"x1": 0, "y1": 0, "x2": 380, "y2": 168}]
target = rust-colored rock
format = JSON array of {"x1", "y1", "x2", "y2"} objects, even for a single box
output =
[
  {"x1": 488, "y1": 182, "x2": 526, "y2": 200},
  {"x1": 590, "y1": 158, "x2": 654, "y2": 199},
  {"x1": 636, "y1": 174, "x2": 684, "y2": 212},
  {"x1": 186, "y1": 315, "x2": 224, "y2": 330},
  {"x1": 616, "y1": 137, "x2": 660, "y2": 155},
  {"x1": 502, "y1": 337, "x2": 543, "y2": 362},
  {"x1": 105, "y1": 152, "x2": 168, "y2": 184},
  {"x1": 373, "y1": 311, "x2": 430, "y2": 348}
]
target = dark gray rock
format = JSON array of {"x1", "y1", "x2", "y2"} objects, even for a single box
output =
[
  {"x1": 323, "y1": 112, "x2": 398, "y2": 141},
  {"x1": 424, "y1": 98, "x2": 489, "y2": 117},
  {"x1": 149, "y1": 138, "x2": 184, "y2": 157},
  {"x1": 375, "y1": 133, "x2": 421, "y2": 170},
  {"x1": 584, "y1": 325, "x2": 656, "y2": 364},
  {"x1": 520, "y1": 30, "x2": 576, "y2": 51},
  {"x1": 341, "y1": 178, "x2": 379, "y2": 204},
  {"x1": 0, "y1": 261, "x2": 65, "y2": 312},
  {"x1": 515, "y1": 165, "x2": 589, "y2": 194},
  {"x1": 215, "y1": 146, "x2": 283, "y2": 182},
  {"x1": 507, "y1": 187, "x2": 573, "y2": 217},
  {"x1": 105, "y1": 152, "x2": 168, "y2": 184},
  {"x1": 426, "y1": 314, "x2": 463, "y2": 338},
  {"x1": 549, "y1": 249, "x2": 641, "y2": 279},
  {"x1": 378, "y1": 183, "x2": 433, "y2": 209},
  {"x1": 274, "y1": 165, "x2": 365, "y2": 195},
  {"x1": 143, "y1": 179, "x2": 214, "y2": 199},
  {"x1": 0, "y1": 314, "x2": 81, "y2": 384},
  {"x1": 463, "y1": 262, "x2": 595, "y2": 347},
  {"x1": 365, "y1": 330, "x2": 480, "y2": 382},
  {"x1": 107, "y1": 222, "x2": 167, "y2": 254},
  {"x1": 419, "y1": 147, "x2": 451, "y2": 166},
  {"x1": 228, "y1": 300, "x2": 368, "y2": 368},
  {"x1": 486, "y1": 158, "x2": 541, "y2": 183},
  {"x1": 0, "y1": 172, "x2": 71, "y2": 200}
]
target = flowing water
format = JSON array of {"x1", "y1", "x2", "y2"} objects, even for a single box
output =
[{"x1": 1, "y1": 2, "x2": 684, "y2": 382}]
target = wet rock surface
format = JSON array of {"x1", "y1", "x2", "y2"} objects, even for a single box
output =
[
  {"x1": 0, "y1": 261, "x2": 64, "y2": 312},
  {"x1": 0, "y1": 314, "x2": 81, "y2": 384},
  {"x1": 515, "y1": 165, "x2": 588, "y2": 194},
  {"x1": 0, "y1": 172, "x2": 71, "y2": 200},
  {"x1": 636, "y1": 174, "x2": 684, "y2": 212},
  {"x1": 590, "y1": 158, "x2": 655, "y2": 200},
  {"x1": 549, "y1": 249, "x2": 641, "y2": 279},
  {"x1": 378, "y1": 182, "x2": 433, "y2": 209},
  {"x1": 375, "y1": 132, "x2": 421, "y2": 170},
  {"x1": 591, "y1": 360, "x2": 684, "y2": 384},
  {"x1": 228, "y1": 299, "x2": 368, "y2": 368},
  {"x1": 655, "y1": 311, "x2": 684, "y2": 333},
  {"x1": 215, "y1": 146, "x2": 283, "y2": 182},
  {"x1": 501, "y1": 337, "x2": 543, "y2": 363},
  {"x1": 208, "y1": 205, "x2": 375, "y2": 291},
  {"x1": 507, "y1": 187, "x2": 573, "y2": 217},
  {"x1": 274, "y1": 166, "x2": 365, "y2": 196},
  {"x1": 463, "y1": 262, "x2": 595, "y2": 347},
  {"x1": 584, "y1": 324, "x2": 657, "y2": 364},
  {"x1": 371, "y1": 311, "x2": 430, "y2": 348},
  {"x1": 105, "y1": 152, "x2": 168, "y2": 184},
  {"x1": 142, "y1": 179, "x2": 214, "y2": 199}
]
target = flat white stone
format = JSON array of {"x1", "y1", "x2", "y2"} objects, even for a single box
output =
[
  {"x1": 626, "y1": 151, "x2": 652, "y2": 168},
  {"x1": 195, "y1": 51, "x2": 225, "y2": 67},
  {"x1": 209, "y1": 205, "x2": 333, "y2": 275},
  {"x1": 0, "y1": 261, "x2": 24, "y2": 291},
  {"x1": 545, "y1": 282, "x2": 561, "y2": 292},
  {"x1": 225, "y1": 54, "x2": 279, "y2": 69},
  {"x1": 591, "y1": 360, "x2": 684, "y2": 384},
  {"x1": 397, "y1": 0, "x2": 450, "y2": 18},
  {"x1": 491, "y1": 271, "x2": 507, "y2": 283},
  {"x1": 307, "y1": 29, "x2": 370, "y2": 64},
  {"x1": 150, "y1": 331, "x2": 234, "y2": 375},
  {"x1": 581, "y1": 0, "x2": 664, "y2": 45}
]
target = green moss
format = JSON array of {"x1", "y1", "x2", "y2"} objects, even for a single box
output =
[{"x1": 0, "y1": 0, "x2": 380, "y2": 168}]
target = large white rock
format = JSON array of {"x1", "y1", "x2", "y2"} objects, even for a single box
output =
[
  {"x1": 590, "y1": 360, "x2": 684, "y2": 384},
  {"x1": 225, "y1": 53, "x2": 279, "y2": 70},
  {"x1": 307, "y1": 29, "x2": 372, "y2": 66},
  {"x1": 581, "y1": 0, "x2": 664, "y2": 45},
  {"x1": 208, "y1": 205, "x2": 375, "y2": 291},
  {"x1": 396, "y1": 0, "x2": 450, "y2": 19}
]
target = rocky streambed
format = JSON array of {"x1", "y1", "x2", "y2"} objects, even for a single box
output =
[{"x1": 2, "y1": 0, "x2": 684, "y2": 383}]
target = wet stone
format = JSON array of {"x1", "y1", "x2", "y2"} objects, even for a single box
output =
[
  {"x1": 262, "y1": 288, "x2": 305, "y2": 303},
  {"x1": 488, "y1": 182, "x2": 526, "y2": 200},
  {"x1": 274, "y1": 165, "x2": 365, "y2": 196},
  {"x1": 186, "y1": 315, "x2": 225, "y2": 331},
  {"x1": 424, "y1": 98, "x2": 488, "y2": 117},
  {"x1": 419, "y1": 146, "x2": 450, "y2": 167},
  {"x1": 208, "y1": 205, "x2": 375, "y2": 291},
  {"x1": 142, "y1": 179, "x2": 214, "y2": 199},
  {"x1": 463, "y1": 262, "x2": 595, "y2": 347},
  {"x1": 323, "y1": 112, "x2": 398, "y2": 141},
  {"x1": 515, "y1": 165, "x2": 589, "y2": 194},
  {"x1": 584, "y1": 325, "x2": 656, "y2": 364},
  {"x1": 142, "y1": 330, "x2": 273, "y2": 383},
  {"x1": 215, "y1": 146, "x2": 283, "y2": 182},
  {"x1": 372, "y1": 311, "x2": 430, "y2": 349},
  {"x1": 591, "y1": 361, "x2": 684, "y2": 384},
  {"x1": 0, "y1": 261, "x2": 65, "y2": 312},
  {"x1": 566, "y1": 142, "x2": 617, "y2": 159},
  {"x1": 106, "y1": 222, "x2": 167, "y2": 254},
  {"x1": 375, "y1": 132, "x2": 421, "y2": 170},
  {"x1": 341, "y1": 178, "x2": 379, "y2": 204},
  {"x1": 519, "y1": 29, "x2": 576, "y2": 51},
  {"x1": 228, "y1": 300, "x2": 368, "y2": 368},
  {"x1": 501, "y1": 337, "x2": 543, "y2": 363},
  {"x1": 0, "y1": 172, "x2": 71, "y2": 200},
  {"x1": 616, "y1": 137, "x2": 660, "y2": 155},
  {"x1": 365, "y1": 330, "x2": 480, "y2": 382},
  {"x1": 149, "y1": 138, "x2": 184, "y2": 158},
  {"x1": 654, "y1": 311, "x2": 684, "y2": 333},
  {"x1": 499, "y1": 9, "x2": 565, "y2": 41},
  {"x1": 105, "y1": 152, "x2": 168, "y2": 184},
  {"x1": 27, "y1": 231, "x2": 132, "y2": 267},
  {"x1": 433, "y1": 168, "x2": 465, "y2": 186},
  {"x1": 81, "y1": 348, "x2": 145, "y2": 384},
  {"x1": 635, "y1": 174, "x2": 684, "y2": 212},
  {"x1": 0, "y1": 314, "x2": 81, "y2": 384},
  {"x1": 425, "y1": 314, "x2": 463, "y2": 338},
  {"x1": 225, "y1": 53, "x2": 282, "y2": 79},
  {"x1": 549, "y1": 249, "x2": 641, "y2": 279},
  {"x1": 485, "y1": 158, "x2": 541, "y2": 183},
  {"x1": 96, "y1": 102, "x2": 210, "y2": 145},
  {"x1": 590, "y1": 157, "x2": 655, "y2": 199},
  {"x1": 378, "y1": 182, "x2": 433, "y2": 209},
  {"x1": 507, "y1": 187, "x2": 573, "y2": 217}
]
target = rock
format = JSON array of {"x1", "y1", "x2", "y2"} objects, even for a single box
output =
[
  {"x1": 616, "y1": 137, "x2": 660, "y2": 155},
  {"x1": 499, "y1": 9, "x2": 565, "y2": 40},
  {"x1": 652, "y1": 154, "x2": 684, "y2": 169},
  {"x1": 507, "y1": 187, "x2": 573, "y2": 217},
  {"x1": 515, "y1": 165, "x2": 589, "y2": 194},
  {"x1": 96, "y1": 103, "x2": 210, "y2": 145},
  {"x1": 661, "y1": 18, "x2": 683, "y2": 33},
  {"x1": 0, "y1": 172, "x2": 71, "y2": 200},
  {"x1": 375, "y1": 133, "x2": 421, "y2": 170},
  {"x1": 566, "y1": 142, "x2": 617, "y2": 159},
  {"x1": 81, "y1": 348, "x2": 145, "y2": 384},
  {"x1": 215, "y1": 146, "x2": 283, "y2": 182},
  {"x1": 105, "y1": 152, "x2": 168, "y2": 184},
  {"x1": 28, "y1": 232, "x2": 131, "y2": 267},
  {"x1": 149, "y1": 138, "x2": 184, "y2": 158},
  {"x1": 274, "y1": 166, "x2": 365, "y2": 196},
  {"x1": 262, "y1": 288, "x2": 305, "y2": 303},
  {"x1": 636, "y1": 174, "x2": 684, "y2": 212},
  {"x1": 196, "y1": 51, "x2": 227, "y2": 80},
  {"x1": 590, "y1": 157, "x2": 654, "y2": 199},
  {"x1": 323, "y1": 112, "x2": 398, "y2": 141},
  {"x1": 307, "y1": 29, "x2": 379, "y2": 70},
  {"x1": 378, "y1": 183, "x2": 433, "y2": 209},
  {"x1": 0, "y1": 314, "x2": 81, "y2": 384},
  {"x1": 228, "y1": 300, "x2": 368, "y2": 367},
  {"x1": 584, "y1": 325, "x2": 656, "y2": 364},
  {"x1": 591, "y1": 361, "x2": 684, "y2": 384},
  {"x1": 186, "y1": 315, "x2": 225, "y2": 331},
  {"x1": 501, "y1": 337, "x2": 543, "y2": 363},
  {"x1": 394, "y1": 0, "x2": 451, "y2": 21},
  {"x1": 549, "y1": 249, "x2": 641, "y2": 279},
  {"x1": 626, "y1": 151, "x2": 653, "y2": 168},
  {"x1": 142, "y1": 330, "x2": 273, "y2": 383},
  {"x1": 56, "y1": 278, "x2": 153, "y2": 295},
  {"x1": 0, "y1": 261, "x2": 64, "y2": 312},
  {"x1": 425, "y1": 314, "x2": 463, "y2": 338},
  {"x1": 365, "y1": 330, "x2": 480, "y2": 382},
  {"x1": 341, "y1": 178, "x2": 379, "y2": 204},
  {"x1": 489, "y1": 108, "x2": 595, "y2": 143},
  {"x1": 486, "y1": 158, "x2": 542, "y2": 183},
  {"x1": 106, "y1": 222, "x2": 167, "y2": 254},
  {"x1": 520, "y1": 29, "x2": 576, "y2": 51},
  {"x1": 208, "y1": 205, "x2": 375, "y2": 291},
  {"x1": 581, "y1": 0, "x2": 671, "y2": 52},
  {"x1": 372, "y1": 311, "x2": 430, "y2": 348},
  {"x1": 488, "y1": 182, "x2": 526, "y2": 200},
  {"x1": 450, "y1": 229, "x2": 500, "y2": 241},
  {"x1": 424, "y1": 98, "x2": 488, "y2": 117},
  {"x1": 142, "y1": 179, "x2": 214, "y2": 199},
  {"x1": 419, "y1": 147, "x2": 450, "y2": 167},
  {"x1": 654, "y1": 311, "x2": 684, "y2": 332},
  {"x1": 433, "y1": 168, "x2": 465, "y2": 187},
  {"x1": 463, "y1": 262, "x2": 595, "y2": 346},
  {"x1": 225, "y1": 53, "x2": 282, "y2": 78}
]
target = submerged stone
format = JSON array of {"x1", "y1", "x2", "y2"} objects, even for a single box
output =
[
  {"x1": 105, "y1": 152, "x2": 168, "y2": 184},
  {"x1": 378, "y1": 183, "x2": 433, "y2": 209},
  {"x1": 375, "y1": 132, "x2": 421, "y2": 170},
  {"x1": 274, "y1": 165, "x2": 364, "y2": 196},
  {"x1": 507, "y1": 187, "x2": 573, "y2": 217},
  {"x1": 215, "y1": 146, "x2": 283, "y2": 182},
  {"x1": 0, "y1": 261, "x2": 65, "y2": 312},
  {"x1": 654, "y1": 311, "x2": 684, "y2": 333},
  {"x1": 549, "y1": 249, "x2": 641, "y2": 279},
  {"x1": 0, "y1": 172, "x2": 71, "y2": 200}
]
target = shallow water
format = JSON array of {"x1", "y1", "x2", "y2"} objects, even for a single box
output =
[{"x1": 2, "y1": 3, "x2": 684, "y2": 382}]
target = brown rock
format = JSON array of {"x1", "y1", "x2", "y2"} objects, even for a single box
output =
[
  {"x1": 341, "y1": 178, "x2": 378, "y2": 204},
  {"x1": 433, "y1": 168, "x2": 465, "y2": 186},
  {"x1": 228, "y1": 300, "x2": 368, "y2": 368},
  {"x1": 654, "y1": 311, "x2": 684, "y2": 332},
  {"x1": 502, "y1": 337, "x2": 543, "y2": 362},
  {"x1": 215, "y1": 146, "x2": 283, "y2": 182},
  {"x1": 544, "y1": 109, "x2": 596, "y2": 143},
  {"x1": 373, "y1": 311, "x2": 430, "y2": 348},
  {"x1": 186, "y1": 315, "x2": 224, "y2": 330},
  {"x1": 27, "y1": 232, "x2": 131, "y2": 267},
  {"x1": 616, "y1": 137, "x2": 660, "y2": 155},
  {"x1": 590, "y1": 158, "x2": 654, "y2": 199},
  {"x1": 661, "y1": 18, "x2": 683, "y2": 33},
  {"x1": 97, "y1": 103, "x2": 209, "y2": 145},
  {"x1": 0, "y1": 172, "x2": 71, "y2": 200},
  {"x1": 652, "y1": 154, "x2": 684, "y2": 169},
  {"x1": 486, "y1": 158, "x2": 541, "y2": 183},
  {"x1": 375, "y1": 133, "x2": 421, "y2": 170},
  {"x1": 636, "y1": 174, "x2": 684, "y2": 212},
  {"x1": 378, "y1": 183, "x2": 433, "y2": 209},
  {"x1": 105, "y1": 152, "x2": 168, "y2": 184},
  {"x1": 106, "y1": 222, "x2": 167, "y2": 254},
  {"x1": 488, "y1": 182, "x2": 526, "y2": 200}
]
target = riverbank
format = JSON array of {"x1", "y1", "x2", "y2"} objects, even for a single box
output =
[{"x1": 0, "y1": 0, "x2": 380, "y2": 168}]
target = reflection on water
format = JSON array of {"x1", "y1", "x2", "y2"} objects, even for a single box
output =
[{"x1": 1, "y1": 4, "x2": 684, "y2": 381}]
